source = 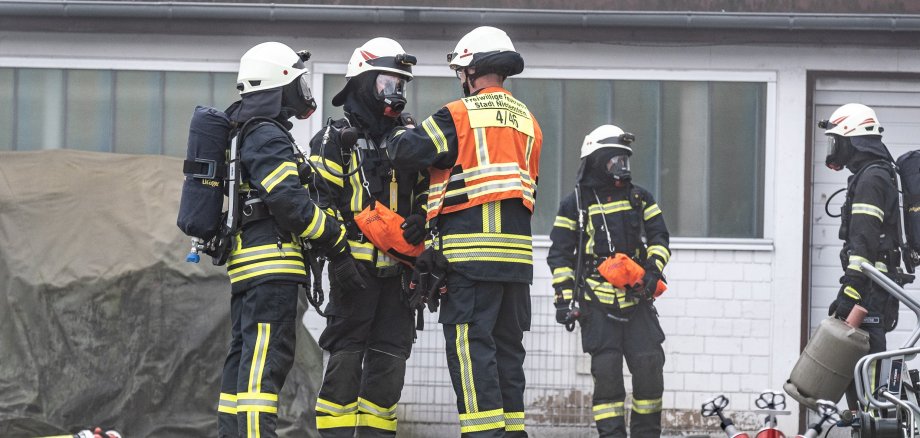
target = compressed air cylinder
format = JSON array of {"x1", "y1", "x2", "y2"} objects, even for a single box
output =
[{"x1": 785, "y1": 317, "x2": 869, "y2": 409}]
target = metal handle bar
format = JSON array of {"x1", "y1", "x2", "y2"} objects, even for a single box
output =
[
  {"x1": 880, "y1": 389, "x2": 919, "y2": 434},
  {"x1": 855, "y1": 348, "x2": 920, "y2": 410},
  {"x1": 860, "y1": 262, "x2": 920, "y2": 349},
  {"x1": 855, "y1": 262, "x2": 920, "y2": 410}
]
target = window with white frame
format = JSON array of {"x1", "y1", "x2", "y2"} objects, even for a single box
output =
[
  {"x1": 0, "y1": 67, "x2": 238, "y2": 156},
  {"x1": 319, "y1": 68, "x2": 771, "y2": 239}
]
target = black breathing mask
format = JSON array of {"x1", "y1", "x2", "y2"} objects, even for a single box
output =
[
  {"x1": 280, "y1": 73, "x2": 317, "y2": 120},
  {"x1": 606, "y1": 154, "x2": 632, "y2": 183},
  {"x1": 375, "y1": 73, "x2": 408, "y2": 118},
  {"x1": 824, "y1": 134, "x2": 853, "y2": 171}
]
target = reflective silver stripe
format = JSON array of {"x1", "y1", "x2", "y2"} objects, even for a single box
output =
[
  {"x1": 589, "y1": 201, "x2": 631, "y2": 215},
  {"x1": 237, "y1": 397, "x2": 278, "y2": 411},
  {"x1": 441, "y1": 234, "x2": 532, "y2": 247},
  {"x1": 647, "y1": 245, "x2": 670, "y2": 264},
  {"x1": 460, "y1": 411, "x2": 505, "y2": 428},
  {"x1": 554, "y1": 215, "x2": 577, "y2": 230},
  {"x1": 316, "y1": 399, "x2": 358, "y2": 415},
  {"x1": 227, "y1": 260, "x2": 307, "y2": 282},
  {"x1": 443, "y1": 248, "x2": 533, "y2": 263},
  {"x1": 357, "y1": 398, "x2": 397, "y2": 419},
  {"x1": 300, "y1": 208, "x2": 326, "y2": 239},
  {"x1": 456, "y1": 324, "x2": 478, "y2": 413},
  {"x1": 447, "y1": 163, "x2": 527, "y2": 184},
  {"x1": 553, "y1": 267, "x2": 575, "y2": 284},
  {"x1": 632, "y1": 398, "x2": 663, "y2": 414},
  {"x1": 422, "y1": 117, "x2": 449, "y2": 154},
  {"x1": 229, "y1": 247, "x2": 302, "y2": 266},
  {"x1": 593, "y1": 402, "x2": 625, "y2": 420},
  {"x1": 643, "y1": 203, "x2": 662, "y2": 220},
  {"x1": 444, "y1": 179, "x2": 532, "y2": 202},
  {"x1": 474, "y1": 127, "x2": 490, "y2": 165},
  {"x1": 261, "y1": 162, "x2": 298, "y2": 194},
  {"x1": 852, "y1": 203, "x2": 884, "y2": 221}
]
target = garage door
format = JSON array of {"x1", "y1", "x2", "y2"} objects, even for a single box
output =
[{"x1": 809, "y1": 76, "x2": 920, "y2": 352}]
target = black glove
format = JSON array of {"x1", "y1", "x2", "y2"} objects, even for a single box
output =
[
  {"x1": 400, "y1": 214, "x2": 426, "y2": 246},
  {"x1": 397, "y1": 112, "x2": 417, "y2": 128},
  {"x1": 329, "y1": 254, "x2": 368, "y2": 291},
  {"x1": 555, "y1": 301, "x2": 571, "y2": 325},
  {"x1": 411, "y1": 247, "x2": 449, "y2": 312},
  {"x1": 638, "y1": 269, "x2": 661, "y2": 300},
  {"x1": 828, "y1": 275, "x2": 864, "y2": 319}
]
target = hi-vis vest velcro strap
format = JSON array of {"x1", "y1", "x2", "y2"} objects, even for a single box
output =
[{"x1": 462, "y1": 92, "x2": 535, "y2": 138}]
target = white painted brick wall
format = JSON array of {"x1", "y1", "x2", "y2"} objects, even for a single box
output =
[{"x1": 302, "y1": 245, "x2": 783, "y2": 433}]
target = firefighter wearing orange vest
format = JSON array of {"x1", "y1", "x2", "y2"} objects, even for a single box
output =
[
  {"x1": 386, "y1": 26, "x2": 542, "y2": 438},
  {"x1": 548, "y1": 125, "x2": 670, "y2": 438}
]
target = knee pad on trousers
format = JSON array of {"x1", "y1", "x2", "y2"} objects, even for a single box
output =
[
  {"x1": 591, "y1": 351, "x2": 625, "y2": 401},
  {"x1": 629, "y1": 351, "x2": 664, "y2": 398}
]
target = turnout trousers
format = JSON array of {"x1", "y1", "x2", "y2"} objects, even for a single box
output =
[
  {"x1": 314, "y1": 273, "x2": 415, "y2": 438},
  {"x1": 579, "y1": 302, "x2": 666, "y2": 438},
  {"x1": 218, "y1": 282, "x2": 299, "y2": 438},
  {"x1": 440, "y1": 273, "x2": 531, "y2": 438}
]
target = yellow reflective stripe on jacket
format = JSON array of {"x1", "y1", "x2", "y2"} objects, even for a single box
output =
[
  {"x1": 844, "y1": 285, "x2": 861, "y2": 300},
  {"x1": 441, "y1": 173, "x2": 534, "y2": 206},
  {"x1": 356, "y1": 413, "x2": 397, "y2": 431},
  {"x1": 315, "y1": 398, "x2": 358, "y2": 416},
  {"x1": 442, "y1": 247, "x2": 533, "y2": 264},
  {"x1": 237, "y1": 391, "x2": 278, "y2": 414},
  {"x1": 349, "y1": 241, "x2": 375, "y2": 262},
  {"x1": 504, "y1": 411, "x2": 525, "y2": 431},
  {"x1": 552, "y1": 266, "x2": 575, "y2": 285},
  {"x1": 218, "y1": 392, "x2": 238, "y2": 415},
  {"x1": 261, "y1": 162, "x2": 298, "y2": 194},
  {"x1": 422, "y1": 116, "x2": 449, "y2": 154},
  {"x1": 876, "y1": 261, "x2": 889, "y2": 273},
  {"x1": 310, "y1": 155, "x2": 345, "y2": 188},
  {"x1": 647, "y1": 245, "x2": 670, "y2": 264},
  {"x1": 357, "y1": 397, "x2": 398, "y2": 419},
  {"x1": 560, "y1": 288, "x2": 573, "y2": 301},
  {"x1": 847, "y1": 255, "x2": 870, "y2": 272},
  {"x1": 459, "y1": 408, "x2": 505, "y2": 434},
  {"x1": 441, "y1": 233, "x2": 532, "y2": 250},
  {"x1": 554, "y1": 215, "x2": 577, "y2": 230},
  {"x1": 632, "y1": 398, "x2": 663, "y2": 414},
  {"x1": 300, "y1": 208, "x2": 327, "y2": 239},
  {"x1": 588, "y1": 200, "x2": 631, "y2": 215},
  {"x1": 456, "y1": 324, "x2": 478, "y2": 413},
  {"x1": 228, "y1": 259, "x2": 307, "y2": 283},
  {"x1": 229, "y1": 244, "x2": 303, "y2": 266},
  {"x1": 643, "y1": 203, "x2": 662, "y2": 220},
  {"x1": 348, "y1": 153, "x2": 362, "y2": 212},
  {"x1": 593, "y1": 401, "x2": 625, "y2": 420},
  {"x1": 852, "y1": 202, "x2": 884, "y2": 221},
  {"x1": 584, "y1": 278, "x2": 637, "y2": 308}
]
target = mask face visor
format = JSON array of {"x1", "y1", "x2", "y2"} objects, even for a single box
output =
[
  {"x1": 606, "y1": 154, "x2": 631, "y2": 181},
  {"x1": 295, "y1": 74, "x2": 317, "y2": 119},
  {"x1": 375, "y1": 74, "x2": 406, "y2": 98},
  {"x1": 825, "y1": 135, "x2": 843, "y2": 170}
]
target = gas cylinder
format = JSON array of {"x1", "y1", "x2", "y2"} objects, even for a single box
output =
[{"x1": 784, "y1": 316, "x2": 869, "y2": 410}]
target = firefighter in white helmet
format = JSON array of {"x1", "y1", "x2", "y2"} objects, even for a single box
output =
[
  {"x1": 310, "y1": 37, "x2": 429, "y2": 438},
  {"x1": 820, "y1": 103, "x2": 903, "y2": 410},
  {"x1": 547, "y1": 125, "x2": 670, "y2": 437},
  {"x1": 386, "y1": 26, "x2": 542, "y2": 437},
  {"x1": 216, "y1": 41, "x2": 359, "y2": 438}
]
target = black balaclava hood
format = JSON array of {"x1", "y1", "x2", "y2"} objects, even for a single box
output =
[
  {"x1": 226, "y1": 87, "x2": 293, "y2": 130},
  {"x1": 579, "y1": 148, "x2": 627, "y2": 191},
  {"x1": 342, "y1": 71, "x2": 398, "y2": 140}
]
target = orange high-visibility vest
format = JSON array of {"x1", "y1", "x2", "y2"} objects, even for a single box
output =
[{"x1": 426, "y1": 87, "x2": 542, "y2": 221}]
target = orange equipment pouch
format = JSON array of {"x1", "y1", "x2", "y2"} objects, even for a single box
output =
[
  {"x1": 597, "y1": 253, "x2": 667, "y2": 298},
  {"x1": 354, "y1": 200, "x2": 424, "y2": 266}
]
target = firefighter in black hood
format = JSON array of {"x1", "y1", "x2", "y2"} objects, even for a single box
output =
[
  {"x1": 547, "y1": 125, "x2": 670, "y2": 438},
  {"x1": 821, "y1": 103, "x2": 903, "y2": 409},
  {"x1": 309, "y1": 37, "x2": 428, "y2": 437},
  {"x1": 216, "y1": 42, "x2": 364, "y2": 438}
]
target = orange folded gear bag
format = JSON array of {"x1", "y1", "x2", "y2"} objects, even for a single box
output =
[
  {"x1": 353, "y1": 200, "x2": 424, "y2": 266},
  {"x1": 597, "y1": 253, "x2": 667, "y2": 298}
]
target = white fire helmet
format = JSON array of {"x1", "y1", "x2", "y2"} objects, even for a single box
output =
[
  {"x1": 580, "y1": 125, "x2": 635, "y2": 159},
  {"x1": 820, "y1": 103, "x2": 884, "y2": 137},
  {"x1": 343, "y1": 37, "x2": 415, "y2": 80},
  {"x1": 448, "y1": 26, "x2": 519, "y2": 71},
  {"x1": 237, "y1": 41, "x2": 309, "y2": 95}
]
